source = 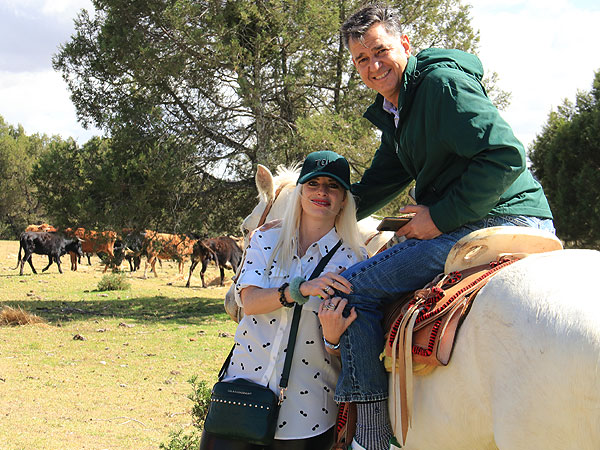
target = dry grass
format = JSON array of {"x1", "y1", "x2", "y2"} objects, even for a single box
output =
[
  {"x1": 0, "y1": 239, "x2": 237, "y2": 450},
  {"x1": 0, "y1": 305, "x2": 47, "y2": 326}
]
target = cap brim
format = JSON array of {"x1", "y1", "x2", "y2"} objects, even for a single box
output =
[{"x1": 297, "y1": 172, "x2": 351, "y2": 191}]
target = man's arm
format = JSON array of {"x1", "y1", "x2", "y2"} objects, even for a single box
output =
[
  {"x1": 352, "y1": 133, "x2": 413, "y2": 220},
  {"x1": 425, "y1": 71, "x2": 526, "y2": 232}
]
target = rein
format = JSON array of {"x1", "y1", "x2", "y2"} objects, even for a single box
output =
[
  {"x1": 256, "y1": 185, "x2": 285, "y2": 228},
  {"x1": 231, "y1": 184, "x2": 285, "y2": 287}
]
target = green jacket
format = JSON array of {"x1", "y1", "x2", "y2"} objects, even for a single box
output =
[{"x1": 352, "y1": 48, "x2": 552, "y2": 232}]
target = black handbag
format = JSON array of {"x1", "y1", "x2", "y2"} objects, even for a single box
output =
[{"x1": 204, "y1": 240, "x2": 342, "y2": 445}]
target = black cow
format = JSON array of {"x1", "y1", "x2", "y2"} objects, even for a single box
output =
[
  {"x1": 15, "y1": 232, "x2": 84, "y2": 275},
  {"x1": 186, "y1": 236, "x2": 242, "y2": 288},
  {"x1": 119, "y1": 230, "x2": 146, "y2": 272}
]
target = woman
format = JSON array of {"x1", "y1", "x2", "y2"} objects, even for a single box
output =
[{"x1": 200, "y1": 150, "x2": 367, "y2": 450}]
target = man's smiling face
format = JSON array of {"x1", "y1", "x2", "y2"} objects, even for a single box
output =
[{"x1": 349, "y1": 23, "x2": 411, "y2": 107}]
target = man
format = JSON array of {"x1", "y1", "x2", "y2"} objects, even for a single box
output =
[{"x1": 328, "y1": 4, "x2": 554, "y2": 450}]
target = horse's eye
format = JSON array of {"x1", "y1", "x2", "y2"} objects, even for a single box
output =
[{"x1": 242, "y1": 227, "x2": 249, "y2": 236}]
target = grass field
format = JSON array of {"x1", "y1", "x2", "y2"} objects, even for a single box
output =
[{"x1": 0, "y1": 240, "x2": 237, "y2": 450}]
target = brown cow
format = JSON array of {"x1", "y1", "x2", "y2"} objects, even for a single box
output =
[
  {"x1": 142, "y1": 231, "x2": 196, "y2": 278},
  {"x1": 64, "y1": 228, "x2": 118, "y2": 273},
  {"x1": 186, "y1": 236, "x2": 242, "y2": 288},
  {"x1": 25, "y1": 223, "x2": 58, "y2": 233}
]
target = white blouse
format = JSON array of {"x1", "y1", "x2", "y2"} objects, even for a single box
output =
[{"x1": 224, "y1": 226, "x2": 366, "y2": 440}]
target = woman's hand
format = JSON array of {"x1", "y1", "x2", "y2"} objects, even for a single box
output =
[
  {"x1": 318, "y1": 296, "x2": 357, "y2": 350},
  {"x1": 299, "y1": 272, "x2": 352, "y2": 300}
]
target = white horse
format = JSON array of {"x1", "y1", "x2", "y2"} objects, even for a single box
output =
[
  {"x1": 225, "y1": 165, "x2": 600, "y2": 449},
  {"x1": 223, "y1": 164, "x2": 393, "y2": 321},
  {"x1": 399, "y1": 247, "x2": 600, "y2": 449}
]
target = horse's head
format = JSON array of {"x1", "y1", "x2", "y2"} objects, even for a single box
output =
[{"x1": 240, "y1": 164, "x2": 300, "y2": 247}]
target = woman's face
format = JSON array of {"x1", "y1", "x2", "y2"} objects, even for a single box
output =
[{"x1": 300, "y1": 176, "x2": 346, "y2": 223}]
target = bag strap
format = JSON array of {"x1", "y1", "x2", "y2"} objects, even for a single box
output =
[
  {"x1": 218, "y1": 240, "x2": 343, "y2": 393},
  {"x1": 278, "y1": 240, "x2": 342, "y2": 396}
]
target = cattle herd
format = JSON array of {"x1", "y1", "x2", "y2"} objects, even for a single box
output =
[{"x1": 14, "y1": 224, "x2": 243, "y2": 288}]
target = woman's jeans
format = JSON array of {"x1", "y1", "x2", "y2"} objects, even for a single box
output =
[{"x1": 334, "y1": 215, "x2": 555, "y2": 403}]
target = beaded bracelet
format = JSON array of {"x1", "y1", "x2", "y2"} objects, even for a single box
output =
[
  {"x1": 278, "y1": 283, "x2": 294, "y2": 308},
  {"x1": 289, "y1": 276, "x2": 310, "y2": 305}
]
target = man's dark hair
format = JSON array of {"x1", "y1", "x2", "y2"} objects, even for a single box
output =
[{"x1": 341, "y1": 3, "x2": 403, "y2": 49}]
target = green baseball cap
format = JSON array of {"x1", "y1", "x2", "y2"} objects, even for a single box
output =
[{"x1": 297, "y1": 150, "x2": 351, "y2": 190}]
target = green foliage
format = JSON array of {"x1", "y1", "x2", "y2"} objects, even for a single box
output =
[
  {"x1": 97, "y1": 272, "x2": 131, "y2": 291},
  {"x1": 159, "y1": 376, "x2": 212, "y2": 450},
  {"x1": 47, "y1": 0, "x2": 482, "y2": 229},
  {"x1": 187, "y1": 376, "x2": 213, "y2": 429},
  {"x1": 0, "y1": 115, "x2": 56, "y2": 238},
  {"x1": 529, "y1": 70, "x2": 600, "y2": 249},
  {"x1": 159, "y1": 429, "x2": 202, "y2": 450}
]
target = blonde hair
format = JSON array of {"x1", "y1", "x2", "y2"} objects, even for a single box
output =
[{"x1": 265, "y1": 183, "x2": 365, "y2": 277}]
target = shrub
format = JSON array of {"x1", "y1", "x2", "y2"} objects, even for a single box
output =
[
  {"x1": 159, "y1": 377, "x2": 212, "y2": 450},
  {"x1": 159, "y1": 429, "x2": 202, "y2": 450},
  {"x1": 188, "y1": 376, "x2": 212, "y2": 428},
  {"x1": 97, "y1": 273, "x2": 131, "y2": 291}
]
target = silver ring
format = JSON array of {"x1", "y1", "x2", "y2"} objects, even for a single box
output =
[
  {"x1": 327, "y1": 286, "x2": 334, "y2": 294},
  {"x1": 324, "y1": 302, "x2": 336, "y2": 310}
]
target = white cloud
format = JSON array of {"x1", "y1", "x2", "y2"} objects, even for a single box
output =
[
  {"x1": 469, "y1": 0, "x2": 600, "y2": 149},
  {"x1": 0, "y1": 69, "x2": 99, "y2": 142},
  {"x1": 0, "y1": 0, "x2": 92, "y2": 20},
  {"x1": 0, "y1": 0, "x2": 98, "y2": 141},
  {"x1": 1, "y1": 0, "x2": 599, "y2": 147},
  {"x1": 41, "y1": 0, "x2": 94, "y2": 16}
]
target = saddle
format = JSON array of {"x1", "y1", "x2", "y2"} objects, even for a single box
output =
[{"x1": 333, "y1": 226, "x2": 563, "y2": 448}]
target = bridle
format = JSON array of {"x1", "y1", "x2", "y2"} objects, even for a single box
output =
[
  {"x1": 234, "y1": 184, "x2": 286, "y2": 285},
  {"x1": 256, "y1": 185, "x2": 285, "y2": 228}
]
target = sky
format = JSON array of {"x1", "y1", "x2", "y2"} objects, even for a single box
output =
[{"x1": 1, "y1": 0, "x2": 600, "y2": 150}]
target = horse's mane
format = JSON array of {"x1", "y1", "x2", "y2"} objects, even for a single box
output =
[{"x1": 273, "y1": 164, "x2": 300, "y2": 188}]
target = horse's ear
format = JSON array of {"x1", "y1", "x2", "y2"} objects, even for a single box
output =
[{"x1": 255, "y1": 164, "x2": 275, "y2": 201}]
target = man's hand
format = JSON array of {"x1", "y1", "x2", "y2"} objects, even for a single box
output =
[{"x1": 395, "y1": 205, "x2": 441, "y2": 240}]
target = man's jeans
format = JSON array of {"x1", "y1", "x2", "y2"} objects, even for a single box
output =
[{"x1": 334, "y1": 215, "x2": 555, "y2": 402}]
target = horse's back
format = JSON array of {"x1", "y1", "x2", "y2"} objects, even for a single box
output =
[
  {"x1": 462, "y1": 249, "x2": 600, "y2": 449},
  {"x1": 407, "y1": 249, "x2": 600, "y2": 450}
]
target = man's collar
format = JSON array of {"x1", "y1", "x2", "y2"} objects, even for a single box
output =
[
  {"x1": 382, "y1": 98, "x2": 400, "y2": 127},
  {"x1": 396, "y1": 55, "x2": 417, "y2": 115},
  {"x1": 382, "y1": 98, "x2": 397, "y2": 115}
]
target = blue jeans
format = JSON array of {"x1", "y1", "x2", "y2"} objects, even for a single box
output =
[{"x1": 334, "y1": 215, "x2": 555, "y2": 402}]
